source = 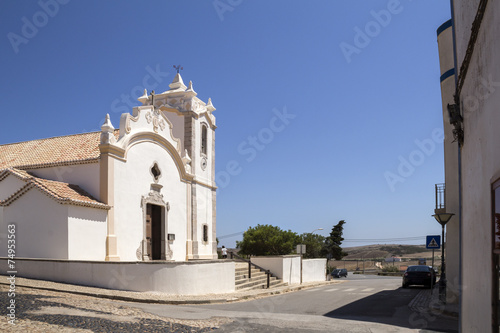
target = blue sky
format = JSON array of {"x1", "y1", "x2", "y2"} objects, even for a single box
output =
[{"x1": 0, "y1": 1, "x2": 451, "y2": 248}]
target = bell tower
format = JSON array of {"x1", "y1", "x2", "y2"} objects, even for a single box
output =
[{"x1": 137, "y1": 71, "x2": 217, "y2": 260}]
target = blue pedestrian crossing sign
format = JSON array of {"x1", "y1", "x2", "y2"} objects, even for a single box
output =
[{"x1": 426, "y1": 235, "x2": 441, "y2": 249}]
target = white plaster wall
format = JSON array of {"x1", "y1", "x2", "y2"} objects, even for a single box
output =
[
  {"x1": 453, "y1": 2, "x2": 500, "y2": 331},
  {"x1": 302, "y1": 259, "x2": 326, "y2": 283},
  {"x1": 453, "y1": 0, "x2": 480, "y2": 69},
  {"x1": 68, "y1": 206, "x2": 107, "y2": 260},
  {"x1": 0, "y1": 189, "x2": 68, "y2": 259},
  {"x1": 437, "y1": 23, "x2": 461, "y2": 304},
  {"x1": 194, "y1": 117, "x2": 214, "y2": 184},
  {"x1": 114, "y1": 140, "x2": 187, "y2": 261},
  {"x1": 31, "y1": 163, "x2": 101, "y2": 200},
  {"x1": 251, "y1": 256, "x2": 301, "y2": 285},
  {"x1": 163, "y1": 111, "x2": 185, "y2": 153},
  {"x1": 0, "y1": 258, "x2": 235, "y2": 295},
  {"x1": 0, "y1": 175, "x2": 24, "y2": 201},
  {"x1": 195, "y1": 184, "x2": 215, "y2": 258}
]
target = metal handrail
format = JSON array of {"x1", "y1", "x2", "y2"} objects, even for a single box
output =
[{"x1": 229, "y1": 252, "x2": 272, "y2": 288}]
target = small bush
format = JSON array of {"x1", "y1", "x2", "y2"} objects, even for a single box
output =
[
  {"x1": 327, "y1": 266, "x2": 337, "y2": 275},
  {"x1": 382, "y1": 266, "x2": 400, "y2": 273}
]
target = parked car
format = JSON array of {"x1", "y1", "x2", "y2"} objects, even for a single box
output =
[
  {"x1": 402, "y1": 265, "x2": 436, "y2": 288},
  {"x1": 331, "y1": 268, "x2": 348, "y2": 278}
]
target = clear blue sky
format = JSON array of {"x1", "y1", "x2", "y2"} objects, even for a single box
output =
[{"x1": 0, "y1": 1, "x2": 451, "y2": 248}]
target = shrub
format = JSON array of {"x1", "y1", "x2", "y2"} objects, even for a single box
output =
[
  {"x1": 327, "y1": 266, "x2": 337, "y2": 275},
  {"x1": 382, "y1": 265, "x2": 400, "y2": 273}
]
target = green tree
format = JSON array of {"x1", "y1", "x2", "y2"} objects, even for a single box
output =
[
  {"x1": 299, "y1": 233, "x2": 326, "y2": 258},
  {"x1": 237, "y1": 224, "x2": 299, "y2": 256},
  {"x1": 324, "y1": 220, "x2": 348, "y2": 260}
]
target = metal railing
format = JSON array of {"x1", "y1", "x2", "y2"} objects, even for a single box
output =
[
  {"x1": 229, "y1": 252, "x2": 272, "y2": 288},
  {"x1": 435, "y1": 183, "x2": 445, "y2": 211}
]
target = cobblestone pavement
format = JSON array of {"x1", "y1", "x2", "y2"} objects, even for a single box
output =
[
  {"x1": 408, "y1": 285, "x2": 459, "y2": 318},
  {"x1": 0, "y1": 285, "x2": 232, "y2": 332}
]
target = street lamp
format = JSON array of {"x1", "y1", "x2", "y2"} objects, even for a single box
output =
[
  {"x1": 432, "y1": 212, "x2": 454, "y2": 303},
  {"x1": 310, "y1": 228, "x2": 323, "y2": 234}
]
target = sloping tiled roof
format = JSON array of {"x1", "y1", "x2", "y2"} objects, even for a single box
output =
[
  {"x1": 0, "y1": 168, "x2": 109, "y2": 210},
  {"x1": 0, "y1": 130, "x2": 118, "y2": 170}
]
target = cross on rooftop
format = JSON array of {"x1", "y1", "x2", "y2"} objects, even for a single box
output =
[
  {"x1": 173, "y1": 65, "x2": 183, "y2": 74},
  {"x1": 150, "y1": 90, "x2": 155, "y2": 108}
]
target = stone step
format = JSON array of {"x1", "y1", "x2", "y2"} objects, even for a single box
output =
[
  {"x1": 237, "y1": 281, "x2": 289, "y2": 292},
  {"x1": 235, "y1": 265, "x2": 263, "y2": 272},
  {"x1": 234, "y1": 261, "x2": 287, "y2": 291},
  {"x1": 236, "y1": 278, "x2": 286, "y2": 290},
  {"x1": 235, "y1": 274, "x2": 278, "y2": 286},
  {"x1": 235, "y1": 262, "x2": 249, "y2": 269},
  {"x1": 236, "y1": 269, "x2": 268, "y2": 277}
]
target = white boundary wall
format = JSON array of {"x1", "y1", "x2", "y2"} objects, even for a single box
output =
[
  {"x1": 302, "y1": 259, "x2": 326, "y2": 283},
  {"x1": 0, "y1": 258, "x2": 235, "y2": 295},
  {"x1": 251, "y1": 256, "x2": 325, "y2": 285}
]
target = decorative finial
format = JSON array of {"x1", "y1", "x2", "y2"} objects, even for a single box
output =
[
  {"x1": 206, "y1": 98, "x2": 216, "y2": 112},
  {"x1": 138, "y1": 89, "x2": 149, "y2": 104},
  {"x1": 100, "y1": 114, "x2": 116, "y2": 144},
  {"x1": 173, "y1": 65, "x2": 183, "y2": 74}
]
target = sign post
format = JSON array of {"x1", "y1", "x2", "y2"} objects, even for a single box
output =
[
  {"x1": 297, "y1": 244, "x2": 306, "y2": 284},
  {"x1": 426, "y1": 235, "x2": 441, "y2": 288}
]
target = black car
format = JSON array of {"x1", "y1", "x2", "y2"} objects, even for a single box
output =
[
  {"x1": 402, "y1": 265, "x2": 436, "y2": 288},
  {"x1": 331, "y1": 268, "x2": 348, "y2": 278}
]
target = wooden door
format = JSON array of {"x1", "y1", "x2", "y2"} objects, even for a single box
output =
[
  {"x1": 151, "y1": 204, "x2": 162, "y2": 260},
  {"x1": 146, "y1": 204, "x2": 152, "y2": 259}
]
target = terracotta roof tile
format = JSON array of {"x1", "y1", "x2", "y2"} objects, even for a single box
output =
[
  {"x1": 0, "y1": 130, "x2": 119, "y2": 169},
  {"x1": 0, "y1": 168, "x2": 109, "y2": 210}
]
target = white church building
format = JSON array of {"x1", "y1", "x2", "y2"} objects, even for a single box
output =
[{"x1": 0, "y1": 73, "x2": 217, "y2": 262}]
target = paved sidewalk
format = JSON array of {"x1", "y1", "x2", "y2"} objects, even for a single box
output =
[
  {"x1": 0, "y1": 275, "x2": 343, "y2": 305},
  {"x1": 409, "y1": 284, "x2": 459, "y2": 318}
]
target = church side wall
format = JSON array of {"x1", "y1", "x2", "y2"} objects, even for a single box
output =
[
  {"x1": 67, "y1": 206, "x2": 107, "y2": 260},
  {"x1": 0, "y1": 175, "x2": 25, "y2": 201},
  {"x1": 31, "y1": 163, "x2": 101, "y2": 201},
  {"x1": 195, "y1": 184, "x2": 216, "y2": 259},
  {"x1": 1, "y1": 189, "x2": 68, "y2": 259},
  {"x1": 113, "y1": 141, "x2": 187, "y2": 261}
]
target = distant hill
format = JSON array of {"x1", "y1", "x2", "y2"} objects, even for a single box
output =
[{"x1": 343, "y1": 244, "x2": 435, "y2": 260}]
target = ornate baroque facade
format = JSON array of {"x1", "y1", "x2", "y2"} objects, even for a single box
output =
[{"x1": 0, "y1": 73, "x2": 217, "y2": 261}]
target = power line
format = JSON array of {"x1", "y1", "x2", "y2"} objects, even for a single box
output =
[
  {"x1": 218, "y1": 231, "x2": 244, "y2": 239},
  {"x1": 218, "y1": 231, "x2": 427, "y2": 243},
  {"x1": 343, "y1": 236, "x2": 426, "y2": 243}
]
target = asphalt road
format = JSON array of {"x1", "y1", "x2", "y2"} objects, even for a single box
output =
[{"x1": 126, "y1": 275, "x2": 458, "y2": 332}]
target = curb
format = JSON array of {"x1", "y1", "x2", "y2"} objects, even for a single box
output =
[
  {"x1": 0, "y1": 281, "x2": 227, "y2": 305},
  {"x1": 0, "y1": 279, "x2": 337, "y2": 305}
]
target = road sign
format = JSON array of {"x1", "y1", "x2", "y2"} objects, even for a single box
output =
[{"x1": 426, "y1": 235, "x2": 441, "y2": 249}]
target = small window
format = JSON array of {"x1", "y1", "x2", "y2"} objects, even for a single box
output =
[
  {"x1": 151, "y1": 163, "x2": 161, "y2": 182},
  {"x1": 203, "y1": 224, "x2": 209, "y2": 243},
  {"x1": 201, "y1": 125, "x2": 207, "y2": 155}
]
